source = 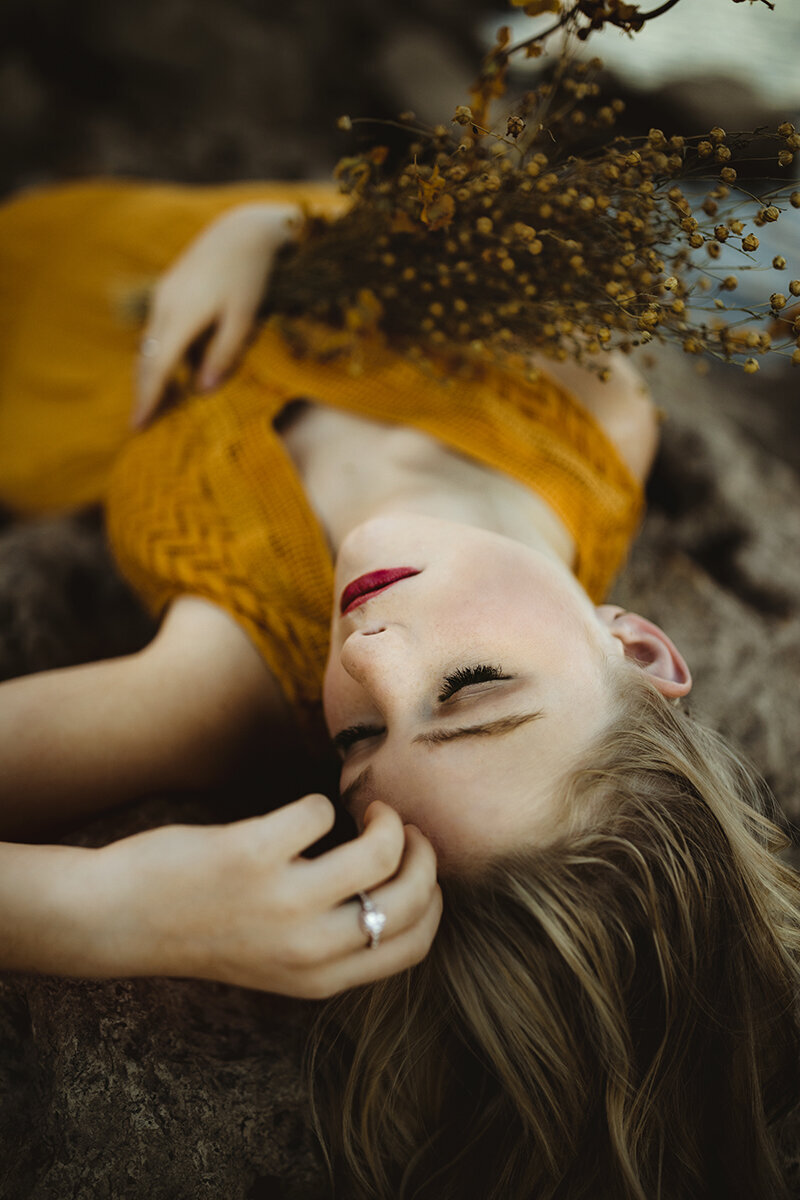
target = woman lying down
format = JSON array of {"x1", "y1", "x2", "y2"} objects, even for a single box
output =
[{"x1": 0, "y1": 179, "x2": 798, "y2": 1200}]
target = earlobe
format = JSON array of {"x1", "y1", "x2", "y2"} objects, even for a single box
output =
[{"x1": 595, "y1": 606, "x2": 692, "y2": 697}]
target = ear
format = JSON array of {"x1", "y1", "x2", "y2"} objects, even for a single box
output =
[{"x1": 595, "y1": 606, "x2": 692, "y2": 698}]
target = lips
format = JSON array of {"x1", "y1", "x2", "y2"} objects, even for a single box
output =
[{"x1": 340, "y1": 568, "x2": 420, "y2": 615}]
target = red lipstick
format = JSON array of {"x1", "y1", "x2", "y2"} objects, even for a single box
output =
[{"x1": 340, "y1": 568, "x2": 420, "y2": 615}]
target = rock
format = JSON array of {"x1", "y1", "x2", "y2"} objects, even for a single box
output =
[{"x1": 0, "y1": 974, "x2": 327, "y2": 1200}]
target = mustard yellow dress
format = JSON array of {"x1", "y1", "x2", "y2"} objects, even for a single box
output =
[{"x1": 0, "y1": 179, "x2": 643, "y2": 726}]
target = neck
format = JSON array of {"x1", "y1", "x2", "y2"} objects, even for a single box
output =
[
  {"x1": 278, "y1": 401, "x2": 577, "y2": 572},
  {"x1": 346, "y1": 484, "x2": 572, "y2": 570}
]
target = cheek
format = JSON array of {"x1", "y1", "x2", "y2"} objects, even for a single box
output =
[
  {"x1": 321, "y1": 664, "x2": 344, "y2": 733},
  {"x1": 377, "y1": 755, "x2": 482, "y2": 842},
  {"x1": 321, "y1": 659, "x2": 373, "y2": 736}
]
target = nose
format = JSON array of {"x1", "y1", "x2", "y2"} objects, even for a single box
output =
[
  {"x1": 341, "y1": 626, "x2": 388, "y2": 675},
  {"x1": 356, "y1": 621, "x2": 387, "y2": 637},
  {"x1": 340, "y1": 626, "x2": 407, "y2": 695}
]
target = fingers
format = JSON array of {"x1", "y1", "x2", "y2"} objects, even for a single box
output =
[
  {"x1": 132, "y1": 307, "x2": 253, "y2": 429},
  {"x1": 234, "y1": 793, "x2": 337, "y2": 858},
  {"x1": 164, "y1": 800, "x2": 439, "y2": 999},
  {"x1": 132, "y1": 320, "x2": 195, "y2": 429},
  {"x1": 314, "y1": 825, "x2": 439, "y2": 956},
  {"x1": 303, "y1": 875, "x2": 443, "y2": 998},
  {"x1": 196, "y1": 308, "x2": 252, "y2": 392},
  {"x1": 308, "y1": 801, "x2": 408, "y2": 904}
]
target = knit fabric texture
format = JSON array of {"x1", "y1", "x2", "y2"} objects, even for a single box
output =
[{"x1": 0, "y1": 179, "x2": 643, "y2": 724}]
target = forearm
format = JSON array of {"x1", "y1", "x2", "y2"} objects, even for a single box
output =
[
  {"x1": 0, "y1": 835, "x2": 182, "y2": 980},
  {"x1": 0, "y1": 839, "x2": 107, "y2": 975}
]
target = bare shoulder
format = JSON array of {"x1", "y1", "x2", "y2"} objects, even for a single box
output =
[{"x1": 529, "y1": 351, "x2": 659, "y2": 483}]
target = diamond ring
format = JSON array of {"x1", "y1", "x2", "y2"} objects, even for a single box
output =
[{"x1": 358, "y1": 891, "x2": 387, "y2": 949}]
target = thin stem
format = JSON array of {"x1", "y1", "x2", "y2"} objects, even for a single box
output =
[
  {"x1": 639, "y1": 0, "x2": 683, "y2": 20},
  {"x1": 506, "y1": 3, "x2": 579, "y2": 59},
  {"x1": 348, "y1": 116, "x2": 436, "y2": 141},
  {"x1": 506, "y1": 0, "x2": 688, "y2": 61}
]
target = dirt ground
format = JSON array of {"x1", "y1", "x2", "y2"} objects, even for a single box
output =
[{"x1": 0, "y1": 2, "x2": 798, "y2": 1196}]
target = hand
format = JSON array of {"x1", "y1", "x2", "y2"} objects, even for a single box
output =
[
  {"x1": 92, "y1": 795, "x2": 442, "y2": 998},
  {"x1": 132, "y1": 202, "x2": 302, "y2": 430}
]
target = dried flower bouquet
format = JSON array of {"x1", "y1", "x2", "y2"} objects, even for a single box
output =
[{"x1": 261, "y1": 0, "x2": 799, "y2": 382}]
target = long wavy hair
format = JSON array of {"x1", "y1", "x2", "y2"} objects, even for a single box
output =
[{"x1": 309, "y1": 664, "x2": 800, "y2": 1200}]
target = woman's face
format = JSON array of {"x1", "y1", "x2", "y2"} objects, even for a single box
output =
[{"x1": 323, "y1": 514, "x2": 624, "y2": 871}]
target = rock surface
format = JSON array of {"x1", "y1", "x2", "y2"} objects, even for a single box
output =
[{"x1": 1, "y1": 1, "x2": 799, "y2": 1196}]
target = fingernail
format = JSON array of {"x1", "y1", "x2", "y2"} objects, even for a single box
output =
[{"x1": 198, "y1": 370, "x2": 219, "y2": 392}]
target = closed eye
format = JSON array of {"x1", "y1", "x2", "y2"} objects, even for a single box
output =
[
  {"x1": 332, "y1": 663, "x2": 511, "y2": 754},
  {"x1": 332, "y1": 723, "x2": 384, "y2": 754},
  {"x1": 437, "y1": 663, "x2": 509, "y2": 702}
]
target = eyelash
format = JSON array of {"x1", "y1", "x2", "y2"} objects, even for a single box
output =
[
  {"x1": 332, "y1": 663, "x2": 508, "y2": 753},
  {"x1": 436, "y1": 663, "x2": 505, "y2": 702}
]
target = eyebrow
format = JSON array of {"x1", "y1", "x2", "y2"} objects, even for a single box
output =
[
  {"x1": 412, "y1": 709, "x2": 545, "y2": 745},
  {"x1": 338, "y1": 709, "x2": 545, "y2": 811}
]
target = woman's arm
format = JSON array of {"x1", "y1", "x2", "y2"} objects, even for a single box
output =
[
  {"x1": 0, "y1": 797, "x2": 442, "y2": 997},
  {"x1": 0, "y1": 595, "x2": 292, "y2": 839},
  {"x1": 133, "y1": 201, "x2": 304, "y2": 428},
  {"x1": 0, "y1": 596, "x2": 442, "y2": 994}
]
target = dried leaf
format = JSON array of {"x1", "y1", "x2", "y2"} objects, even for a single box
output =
[{"x1": 416, "y1": 161, "x2": 449, "y2": 227}]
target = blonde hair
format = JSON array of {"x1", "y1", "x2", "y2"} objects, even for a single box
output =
[{"x1": 310, "y1": 667, "x2": 800, "y2": 1199}]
